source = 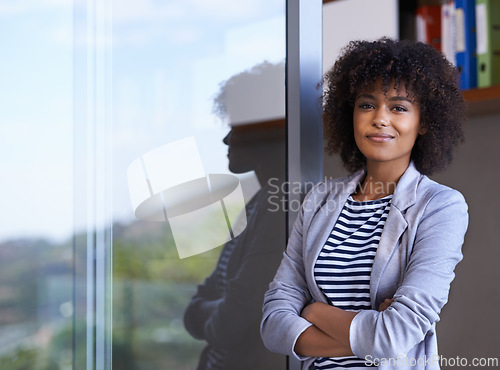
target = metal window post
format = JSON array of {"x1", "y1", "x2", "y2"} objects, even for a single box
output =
[{"x1": 286, "y1": 0, "x2": 323, "y2": 368}]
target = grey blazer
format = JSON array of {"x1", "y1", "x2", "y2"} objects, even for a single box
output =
[{"x1": 261, "y1": 162, "x2": 468, "y2": 369}]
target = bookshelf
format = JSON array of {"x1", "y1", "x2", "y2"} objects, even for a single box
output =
[
  {"x1": 322, "y1": 0, "x2": 500, "y2": 117},
  {"x1": 463, "y1": 85, "x2": 500, "y2": 116}
]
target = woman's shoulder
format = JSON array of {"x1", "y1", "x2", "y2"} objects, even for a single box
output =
[
  {"x1": 408, "y1": 175, "x2": 469, "y2": 239},
  {"x1": 409, "y1": 175, "x2": 468, "y2": 225},
  {"x1": 417, "y1": 175, "x2": 467, "y2": 206}
]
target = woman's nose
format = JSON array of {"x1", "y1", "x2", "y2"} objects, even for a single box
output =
[
  {"x1": 223, "y1": 131, "x2": 232, "y2": 145},
  {"x1": 372, "y1": 109, "x2": 389, "y2": 128}
]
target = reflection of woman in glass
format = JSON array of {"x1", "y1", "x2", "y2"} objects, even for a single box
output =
[
  {"x1": 261, "y1": 38, "x2": 469, "y2": 369},
  {"x1": 184, "y1": 62, "x2": 286, "y2": 370}
]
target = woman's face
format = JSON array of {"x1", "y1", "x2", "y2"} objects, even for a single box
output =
[
  {"x1": 223, "y1": 129, "x2": 257, "y2": 173},
  {"x1": 223, "y1": 126, "x2": 286, "y2": 176},
  {"x1": 353, "y1": 79, "x2": 425, "y2": 169}
]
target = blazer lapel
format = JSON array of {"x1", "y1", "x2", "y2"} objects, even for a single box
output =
[
  {"x1": 369, "y1": 162, "x2": 421, "y2": 308},
  {"x1": 369, "y1": 207, "x2": 408, "y2": 308},
  {"x1": 305, "y1": 171, "x2": 365, "y2": 301},
  {"x1": 305, "y1": 194, "x2": 348, "y2": 302}
]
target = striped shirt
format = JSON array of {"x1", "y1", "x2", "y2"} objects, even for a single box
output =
[{"x1": 313, "y1": 194, "x2": 393, "y2": 369}]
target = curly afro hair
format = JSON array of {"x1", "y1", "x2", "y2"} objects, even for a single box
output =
[{"x1": 323, "y1": 37, "x2": 466, "y2": 175}]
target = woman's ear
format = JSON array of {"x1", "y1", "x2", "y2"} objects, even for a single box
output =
[{"x1": 418, "y1": 123, "x2": 427, "y2": 135}]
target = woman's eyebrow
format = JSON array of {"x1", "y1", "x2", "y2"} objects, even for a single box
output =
[
  {"x1": 357, "y1": 93, "x2": 414, "y2": 103},
  {"x1": 388, "y1": 96, "x2": 414, "y2": 103},
  {"x1": 356, "y1": 93, "x2": 376, "y2": 100}
]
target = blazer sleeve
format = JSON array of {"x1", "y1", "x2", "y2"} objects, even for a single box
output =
[
  {"x1": 349, "y1": 189, "x2": 469, "y2": 359},
  {"x1": 260, "y1": 194, "x2": 316, "y2": 361}
]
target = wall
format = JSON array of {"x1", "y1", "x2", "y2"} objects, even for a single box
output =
[
  {"x1": 323, "y1": 0, "x2": 398, "y2": 72},
  {"x1": 432, "y1": 113, "x2": 500, "y2": 366}
]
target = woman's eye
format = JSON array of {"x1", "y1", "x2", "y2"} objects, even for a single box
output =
[
  {"x1": 358, "y1": 103, "x2": 374, "y2": 109},
  {"x1": 392, "y1": 105, "x2": 408, "y2": 112}
]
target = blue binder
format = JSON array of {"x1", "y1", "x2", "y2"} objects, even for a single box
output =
[{"x1": 455, "y1": 0, "x2": 477, "y2": 89}]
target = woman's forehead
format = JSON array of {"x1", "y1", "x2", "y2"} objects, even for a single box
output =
[{"x1": 356, "y1": 78, "x2": 417, "y2": 100}]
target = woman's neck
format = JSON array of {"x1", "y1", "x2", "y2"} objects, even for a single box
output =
[{"x1": 353, "y1": 161, "x2": 409, "y2": 201}]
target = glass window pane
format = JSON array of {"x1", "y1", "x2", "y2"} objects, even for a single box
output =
[
  {"x1": 111, "y1": 1, "x2": 287, "y2": 369},
  {"x1": 0, "y1": 2, "x2": 74, "y2": 370}
]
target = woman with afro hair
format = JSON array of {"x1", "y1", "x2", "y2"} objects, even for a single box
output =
[{"x1": 261, "y1": 38, "x2": 469, "y2": 369}]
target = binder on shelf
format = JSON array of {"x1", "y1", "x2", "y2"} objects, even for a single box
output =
[
  {"x1": 442, "y1": 0, "x2": 456, "y2": 65},
  {"x1": 456, "y1": 0, "x2": 477, "y2": 89},
  {"x1": 416, "y1": 5, "x2": 442, "y2": 51},
  {"x1": 476, "y1": 0, "x2": 500, "y2": 88}
]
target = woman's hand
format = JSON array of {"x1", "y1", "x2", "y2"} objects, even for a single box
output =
[
  {"x1": 295, "y1": 299, "x2": 393, "y2": 358},
  {"x1": 378, "y1": 298, "x2": 394, "y2": 311},
  {"x1": 296, "y1": 302, "x2": 354, "y2": 357}
]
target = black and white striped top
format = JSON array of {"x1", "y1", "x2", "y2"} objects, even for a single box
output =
[{"x1": 313, "y1": 194, "x2": 392, "y2": 369}]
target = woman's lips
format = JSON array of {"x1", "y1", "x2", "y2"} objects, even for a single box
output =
[{"x1": 366, "y1": 134, "x2": 394, "y2": 143}]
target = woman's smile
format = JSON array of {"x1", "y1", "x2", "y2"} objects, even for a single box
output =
[{"x1": 365, "y1": 133, "x2": 395, "y2": 143}]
